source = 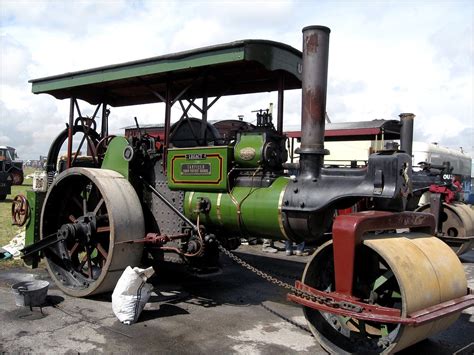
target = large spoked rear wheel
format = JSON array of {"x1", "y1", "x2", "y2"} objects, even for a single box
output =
[
  {"x1": 40, "y1": 168, "x2": 145, "y2": 297},
  {"x1": 302, "y1": 234, "x2": 466, "y2": 354}
]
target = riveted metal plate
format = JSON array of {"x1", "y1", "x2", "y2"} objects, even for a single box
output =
[{"x1": 152, "y1": 161, "x2": 185, "y2": 235}]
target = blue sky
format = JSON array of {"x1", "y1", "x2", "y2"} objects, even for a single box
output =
[{"x1": 0, "y1": 0, "x2": 472, "y2": 164}]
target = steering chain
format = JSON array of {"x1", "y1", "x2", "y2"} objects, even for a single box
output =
[{"x1": 217, "y1": 244, "x2": 363, "y2": 313}]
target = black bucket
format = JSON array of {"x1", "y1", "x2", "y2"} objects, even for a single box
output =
[{"x1": 11, "y1": 280, "x2": 49, "y2": 307}]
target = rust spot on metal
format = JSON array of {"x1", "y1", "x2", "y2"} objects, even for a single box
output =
[
  {"x1": 305, "y1": 33, "x2": 318, "y2": 54},
  {"x1": 303, "y1": 88, "x2": 325, "y2": 124}
]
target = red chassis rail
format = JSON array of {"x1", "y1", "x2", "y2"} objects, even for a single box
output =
[
  {"x1": 288, "y1": 281, "x2": 474, "y2": 326},
  {"x1": 288, "y1": 211, "x2": 474, "y2": 326}
]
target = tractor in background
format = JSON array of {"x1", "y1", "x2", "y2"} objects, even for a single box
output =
[
  {"x1": 0, "y1": 160, "x2": 12, "y2": 200},
  {"x1": 0, "y1": 146, "x2": 24, "y2": 185}
]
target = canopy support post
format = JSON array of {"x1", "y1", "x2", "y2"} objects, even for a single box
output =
[
  {"x1": 101, "y1": 103, "x2": 108, "y2": 138},
  {"x1": 67, "y1": 98, "x2": 75, "y2": 168},
  {"x1": 277, "y1": 74, "x2": 285, "y2": 134}
]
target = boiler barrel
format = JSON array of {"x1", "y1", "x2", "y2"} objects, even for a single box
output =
[{"x1": 184, "y1": 177, "x2": 290, "y2": 240}]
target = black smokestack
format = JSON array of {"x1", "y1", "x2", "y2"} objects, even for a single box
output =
[
  {"x1": 399, "y1": 113, "x2": 415, "y2": 157},
  {"x1": 297, "y1": 25, "x2": 331, "y2": 179}
]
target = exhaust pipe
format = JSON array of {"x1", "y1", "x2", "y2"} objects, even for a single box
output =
[
  {"x1": 399, "y1": 113, "x2": 415, "y2": 157},
  {"x1": 297, "y1": 25, "x2": 331, "y2": 179}
]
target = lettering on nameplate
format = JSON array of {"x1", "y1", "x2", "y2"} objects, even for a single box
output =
[
  {"x1": 186, "y1": 153, "x2": 207, "y2": 160},
  {"x1": 181, "y1": 163, "x2": 211, "y2": 176}
]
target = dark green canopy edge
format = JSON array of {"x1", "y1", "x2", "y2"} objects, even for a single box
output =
[{"x1": 30, "y1": 40, "x2": 303, "y2": 107}]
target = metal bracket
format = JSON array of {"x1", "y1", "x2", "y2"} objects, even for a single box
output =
[{"x1": 332, "y1": 211, "x2": 435, "y2": 295}]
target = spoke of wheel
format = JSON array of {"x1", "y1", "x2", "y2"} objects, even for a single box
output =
[
  {"x1": 79, "y1": 253, "x2": 88, "y2": 271},
  {"x1": 69, "y1": 242, "x2": 79, "y2": 257},
  {"x1": 97, "y1": 226, "x2": 111, "y2": 233},
  {"x1": 82, "y1": 196, "x2": 87, "y2": 215},
  {"x1": 345, "y1": 318, "x2": 360, "y2": 332},
  {"x1": 96, "y1": 242, "x2": 108, "y2": 259},
  {"x1": 84, "y1": 246, "x2": 93, "y2": 278},
  {"x1": 93, "y1": 198, "x2": 105, "y2": 215},
  {"x1": 87, "y1": 256, "x2": 93, "y2": 278},
  {"x1": 372, "y1": 270, "x2": 394, "y2": 292},
  {"x1": 358, "y1": 320, "x2": 367, "y2": 337}
]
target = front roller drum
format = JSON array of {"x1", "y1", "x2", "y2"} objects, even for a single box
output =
[
  {"x1": 301, "y1": 233, "x2": 468, "y2": 354},
  {"x1": 40, "y1": 167, "x2": 145, "y2": 297}
]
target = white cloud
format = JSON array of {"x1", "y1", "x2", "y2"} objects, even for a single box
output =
[
  {"x1": 0, "y1": 33, "x2": 31, "y2": 86},
  {"x1": 0, "y1": 135, "x2": 11, "y2": 144}
]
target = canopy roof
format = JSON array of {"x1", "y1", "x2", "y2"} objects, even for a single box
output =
[{"x1": 30, "y1": 40, "x2": 303, "y2": 107}]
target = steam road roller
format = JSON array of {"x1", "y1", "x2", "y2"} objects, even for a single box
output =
[{"x1": 18, "y1": 25, "x2": 473, "y2": 353}]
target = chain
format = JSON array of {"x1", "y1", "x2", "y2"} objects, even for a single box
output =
[
  {"x1": 218, "y1": 244, "x2": 363, "y2": 313},
  {"x1": 219, "y1": 244, "x2": 294, "y2": 291},
  {"x1": 259, "y1": 302, "x2": 313, "y2": 335}
]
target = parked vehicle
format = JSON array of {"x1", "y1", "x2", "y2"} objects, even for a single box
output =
[
  {"x1": 0, "y1": 146, "x2": 24, "y2": 185},
  {"x1": 0, "y1": 160, "x2": 12, "y2": 200}
]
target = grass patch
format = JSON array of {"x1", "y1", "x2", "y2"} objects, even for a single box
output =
[{"x1": 1, "y1": 167, "x2": 35, "y2": 268}]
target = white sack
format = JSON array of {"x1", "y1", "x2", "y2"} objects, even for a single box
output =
[
  {"x1": 2, "y1": 231, "x2": 25, "y2": 259},
  {"x1": 112, "y1": 266, "x2": 155, "y2": 325}
]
